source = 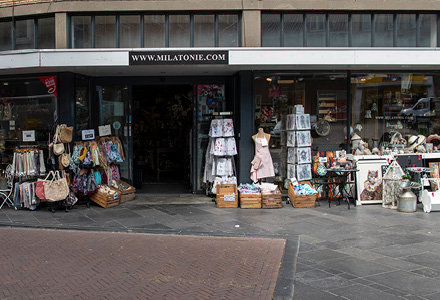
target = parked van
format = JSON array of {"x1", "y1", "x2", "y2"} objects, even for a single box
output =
[{"x1": 400, "y1": 97, "x2": 440, "y2": 118}]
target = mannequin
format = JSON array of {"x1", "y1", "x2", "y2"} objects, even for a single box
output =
[
  {"x1": 252, "y1": 128, "x2": 271, "y2": 143},
  {"x1": 250, "y1": 127, "x2": 275, "y2": 182}
]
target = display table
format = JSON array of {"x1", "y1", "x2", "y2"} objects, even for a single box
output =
[{"x1": 313, "y1": 168, "x2": 358, "y2": 209}]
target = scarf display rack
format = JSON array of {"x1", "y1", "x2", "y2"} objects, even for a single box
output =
[
  {"x1": 202, "y1": 112, "x2": 238, "y2": 195},
  {"x1": 11, "y1": 147, "x2": 46, "y2": 178}
]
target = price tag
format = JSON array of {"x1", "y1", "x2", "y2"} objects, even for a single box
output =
[
  {"x1": 81, "y1": 129, "x2": 95, "y2": 141},
  {"x1": 423, "y1": 178, "x2": 430, "y2": 186},
  {"x1": 318, "y1": 157, "x2": 328, "y2": 163}
]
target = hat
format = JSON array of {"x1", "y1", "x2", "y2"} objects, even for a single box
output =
[
  {"x1": 426, "y1": 134, "x2": 440, "y2": 147},
  {"x1": 407, "y1": 135, "x2": 426, "y2": 151}
]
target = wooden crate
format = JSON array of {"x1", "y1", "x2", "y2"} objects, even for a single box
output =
[
  {"x1": 288, "y1": 181, "x2": 317, "y2": 208},
  {"x1": 261, "y1": 187, "x2": 282, "y2": 208},
  {"x1": 240, "y1": 193, "x2": 261, "y2": 209},
  {"x1": 216, "y1": 184, "x2": 238, "y2": 208},
  {"x1": 114, "y1": 180, "x2": 136, "y2": 203},
  {"x1": 90, "y1": 187, "x2": 120, "y2": 208}
]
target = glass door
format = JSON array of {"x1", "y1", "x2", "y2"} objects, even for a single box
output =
[{"x1": 96, "y1": 85, "x2": 131, "y2": 182}]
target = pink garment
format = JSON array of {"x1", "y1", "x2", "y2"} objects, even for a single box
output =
[{"x1": 250, "y1": 138, "x2": 275, "y2": 183}]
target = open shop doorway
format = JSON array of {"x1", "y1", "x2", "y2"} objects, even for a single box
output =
[{"x1": 132, "y1": 85, "x2": 193, "y2": 195}]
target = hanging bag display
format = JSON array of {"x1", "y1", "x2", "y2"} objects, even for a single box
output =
[
  {"x1": 36, "y1": 170, "x2": 55, "y2": 200},
  {"x1": 52, "y1": 126, "x2": 65, "y2": 155},
  {"x1": 59, "y1": 124, "x2": 74, "y2": 143},
  {"x1": 43, "y1": 170, "x2": 69, "y2": 201},
  {"x1": 61, "y1": 144, "x2": 71, "y2": 168}
]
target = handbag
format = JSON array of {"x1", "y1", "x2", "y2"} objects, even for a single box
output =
[
  {"x1": 61, "y1": 144, "x2": 71, "y2": 168},
  {"x1": 59, "y1": 124, "x2": 73, "y2": 143},
  {"x1": 36, "y1": 170, "x2": 55, "y2": 200},
  {"x1": 43, "y1": 170, "x2": 70, "y2": 201},
  {"x1": 53, "y1": 126, "x2": 65, "y2": 155}
]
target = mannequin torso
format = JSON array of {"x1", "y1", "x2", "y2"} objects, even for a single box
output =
[{"x1": 252, "y1": 128, "x2": 271, "y2": 143}]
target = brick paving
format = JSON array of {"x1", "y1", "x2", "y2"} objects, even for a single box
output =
[{"x1": 0, "y1": 227, "x2": 286, "y2": 300}]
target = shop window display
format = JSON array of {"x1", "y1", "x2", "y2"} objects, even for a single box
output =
[
  {"x1": 254, "y1": 73, "x2": 347, "y2": 183},
  {"x1": 350, "y1": 73, "x2": 440, "y2": 153},
  {"x1": 0, "y1": 77, "x2": 57, "y2": 169}
]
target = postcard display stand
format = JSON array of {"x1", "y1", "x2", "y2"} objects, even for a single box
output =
[
  {"x1": 286, "y1": 108, "x2": 312, "y2": 182},
  {"x1": 203, "y1": 115, "x2": 237, "y2": 195}
]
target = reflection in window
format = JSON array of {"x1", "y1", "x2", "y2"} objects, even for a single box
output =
[
  {"x1": 95, "y1": 16, "x2": 116, "y2": 48},
  {"x1": 120, "y1": 15, "x2": 140, "y2": 48},
  {"x1": 144, "y1": 15, "x2": 166, "y2": 48},
  {"x1": 0, "y1": 21, "x2": 12, "y2": 51},
  {"x1": 329, "y1": 14, "x2": 348, "y2": 47},
  {"x1": 396, "y1": 14, "x2": 416, "y2": 47},
  {"x1": 37, "y1": 17, "x2": 55, "y2": 49},
  {"x1": 284, "y1": 14, "x2": 303, "y2": 47},
  {"x1": 352, "y1": 14, "x2": 371, "y2": 47},
  {"x1": 373, "y1": 14, "x2": 393, "y2": 47},
  {"x1": 194, "y1": 15, "x2": 215, "y2": 47},
  {"x1": 306, "y1": 14, "x2": 326, "y2": 46},
  {"x1": 169, "y1": 15, "x2": 190, "y2": 47},
  {"x1": 419, "y1": 14, "x2": 437, "y2": 47},
  {"x1": 15, "y1": 19, "x2": 34, "y2": 49},
  {"x1": 261, "y1": 14, "x2": 281, "y2": 47},
  {"x1": 218, "y1": 14, "x2": 240, "y2": 47},
  {"x1": 72, "y1": 16, "x2": 92, "y2": 48}
]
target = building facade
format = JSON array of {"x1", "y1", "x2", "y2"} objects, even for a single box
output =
[{"x1": 1, "y1": 0, "x2": 440, "y2": 194}]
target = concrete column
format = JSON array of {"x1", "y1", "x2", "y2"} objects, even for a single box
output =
[
  {"x1": 55, "y1": 12, "x2": 68, "y2": 49},
  {"x1": 242, "y1": 10, "x2": 261, "y2": 47}
]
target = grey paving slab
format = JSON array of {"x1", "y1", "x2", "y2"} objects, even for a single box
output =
[
  {"x1": 364, "y1": 270, "x2": 440, "y2": 296},
  {"x1": 403, "y1": 252, "x2": 440, "y2": 271},
  {"x1": 330, "y1": 284, "x2": 405, "y2": 300},
  {"x1": 318, "y1": 256, "x2": 397, "y2": 277}
]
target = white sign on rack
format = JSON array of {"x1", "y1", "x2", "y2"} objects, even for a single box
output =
[
  {"x1": 98, "y1": 124, "x2": 112, "y2": 136},
  {"x1": 23, "y1": 130, "x2": 35, "y2": 142},
  {"x1": 82, "y1": 129, "x2": 95, "y2": 141}
]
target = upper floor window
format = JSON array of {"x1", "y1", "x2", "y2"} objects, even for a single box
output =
[
  {"x1": 70, "y1": 12, "x2": 241, "y2": 48},
  {"x1": 0, "y1": 16, "x2": 54, "y2": 51},
  {"x1": 262, "y1": 12, "x2": 439, "y2": 47}
]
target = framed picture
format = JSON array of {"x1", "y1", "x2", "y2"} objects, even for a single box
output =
[
  {"x1": 287, "y1": 148, "x2": 296, "y2": 164},
  {"x1": 356, "y1": 159, "x2": 389, "y2": 205},
  {"x1": 296, "y1": 114, "x2": 311, "y2": 130},
  {"x1": 296, "y1": 147, "x2": 311, "y2": 164},
  {"x1": 287, "y1": 132, "x2": 295, "y2": 147},
  {"x1": 297, "y1": 164, "x2": 312, "y2": 181},
  {"x1": 287, "y1": 114, "x2": 295, "y2": 130},
  {"x1": 296, "y1": 131, "x2": 311, "y2": 147},
  {"x1": 287, "y1": 163, "x2": 296, "y2": 180}
]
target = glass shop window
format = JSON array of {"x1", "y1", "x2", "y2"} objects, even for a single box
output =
[
  {"x1": 352, "y1": 14, "x2": 371, "y2": 47},
  {"x1": 350, "y1": 73, "x2": 440, "y2": 151},
  {"x1": 95, "y1": 16, "x2": 116, "y2": 48},
  {"x1": 218, "y1": 14, "x2": 240, "y2": 47},
  {"x1": 0, "y1": 77, "x2": 57, "y2": 167},
  {"x1": 0, "y1": 21, "x2": 12, "y2": 51},
  {"x1": 169, "y1": 15, "x2": 190, "y2": 47},
  {"x1": 37, "y1": 17, "x2": 55, "y2": 49},
  {"x1": 254, "y1": 73, "x2": 348, "y2": 180},
  {"x1": 144, "y1": 15, "x2": 166, "y2": 48},
  {"x1": 419, "y1": 14, "x2": 437, "y2": 47},
  {"x1": 194, "y1": 15, "x2": 215, "y2": 47},
  {"x1": 71, "y1": 16, "x2": 92, "y2": 48},
  {"x1": 120, "y1": 15, "x2": 141, "y2": 48},
  {"x1": 15, "y1": 19, "x2": 34, "y2": 50}
]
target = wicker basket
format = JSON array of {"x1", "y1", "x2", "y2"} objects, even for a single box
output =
[
  {"x1": 216, "y1": 184, "x2": 238, "y2": 208},
  {"x1": 113, "y1": 180, "x2": 136, "y2": 203},
  {"x1": 261, "y1": 187, "x2": 282, "y2": 208},
  {"x1": 90, "y1": 187, "x2": 120, "y2": 208},
  {"x1": 288, "y1": 181, "x2": 317, "y2": 208},
  {"x1": 240, "y1": 193, "x2": 262, "y2": 209}
]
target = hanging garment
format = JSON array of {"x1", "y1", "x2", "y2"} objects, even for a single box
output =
[
  {"x1": 209, "y1": 119, "x2": 223, "y2": 137},
  {"x1": 222, "y1": 118, "x2": 234, "y2": 137},
  {"x1": 250, "y1": 138, "x2": 275, "y2": 183}
]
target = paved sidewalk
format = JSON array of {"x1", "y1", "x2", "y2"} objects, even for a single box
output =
[
  {"x1": 0, "y1": 227, "x2": 285, "y2": 300},
  {"x1": 2, "y1": 196, "x2": 440, "y2": 299}
]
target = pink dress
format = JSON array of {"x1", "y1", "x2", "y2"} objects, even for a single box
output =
[{"x1": 250, "y1": 138, "x2": 275, "y2": 183}]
